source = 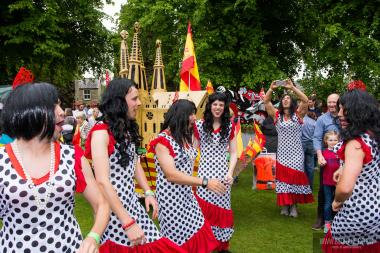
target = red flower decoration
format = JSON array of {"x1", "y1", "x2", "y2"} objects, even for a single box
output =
[
  {"x1": 12, "y1": 67, "x2": 34, "y2": 90},
  {"x1": 347, "y1": 80, "x2": 366, "y2": 91}
]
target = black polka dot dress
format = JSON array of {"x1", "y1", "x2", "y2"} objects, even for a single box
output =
[
  {"x1": 322, "y1": 134, "x2": 380, "y2": 252},
  {"x1": 274, "y1": 112, "x2": 314, "y2": 206},
  {"x1": 149, "y1": 130, "x2": 219, "y2": 253},
  {"x1": 0, "y1": 142, "x2": 86, "y2": 253},
  {"x1": 193, "y1": 120, "x2": 234, "y2": 250},
  {"x1": 85, "y1": 124, "x2": 185, "y2": 253}
]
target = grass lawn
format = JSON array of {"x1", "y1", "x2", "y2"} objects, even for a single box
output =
[{"x1": 75, "y1": 166, "x2": 325, "y2": 253}]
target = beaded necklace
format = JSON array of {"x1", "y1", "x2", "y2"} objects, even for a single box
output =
[{"x1": 12, "y1": 141, "x2": 55, "y2": 210}]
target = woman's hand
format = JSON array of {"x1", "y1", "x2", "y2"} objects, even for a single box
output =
[
  {"x1": 207, "y1": 178, "x2": 227, "y2": 195},
  {"x1": 145, "y1": 196, "x2": 158, "y2": 220},
  {"x1": 125, "y1": 223, "x2": 146, "y2": 246},
  {"x1": 224, "y1": 173, "x2": 234, "y2": 186},
  {"x1": 332, "y1": 200, "x2": 343, "y2": 212},
  {"x1": 77, "y1": 237, "x2": 99, "y2": 253},
  {"x1": 333, "y1": 167, "x2": 343, "y2": 183},
  {"x1": 270, "y1": 81, "x2": 278, "y2": 90},
  {"x1": 284, "y1": 79, "x2": 295, "y2": 90}
]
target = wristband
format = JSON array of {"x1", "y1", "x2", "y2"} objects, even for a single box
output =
[
  {"x1": 86, "y1": 231, "x2": 100, "y2": 244},
  {"x1": 122, "y1": 219, "x2": 136, "y2": 231},
  {"x1": 145, "y1": 190, "x2": 155, "y2": 197},
  {"x1": 201, "y1": 177, "x2": 208, "y2": 188}
]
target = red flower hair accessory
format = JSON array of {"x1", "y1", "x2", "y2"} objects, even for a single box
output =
[
  {"x1": 347, "y1": 80, "x2": 366, "y2": 91},
  {"x1": 12, "y1": 67, "x2": 35, "y2": 90}
]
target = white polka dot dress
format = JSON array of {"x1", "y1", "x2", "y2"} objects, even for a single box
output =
[
  {"x1": 275, "y1": 112, "x2": 313, "y2": 206},
  {"x1": 85, "y1": 124, "x2": 185, "y2": 253},
  {"x1": 150, "y1": 130, "x2": 219, "y2": 253},
  {"x1": 323, "y1": 134, "x2": 380, "y2": 252},
  {"x1": 0, "y1": 143, "x2": 85, "y2": 253},
  {"x1": 194, "y1": 119, "x2": 234, "y2": 246}
]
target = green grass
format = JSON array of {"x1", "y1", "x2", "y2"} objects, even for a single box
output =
[{"x1": 75, "y1": 167, "x2": 325, "y2": 253}]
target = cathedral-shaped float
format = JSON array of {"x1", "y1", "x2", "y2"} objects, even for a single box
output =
[{"x1": 119, "y1": 22, "x2": 208, "y2": 147}]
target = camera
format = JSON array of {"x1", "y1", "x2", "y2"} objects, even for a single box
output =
[{"x1": 275, "y1": 80, "x2": 287, "y2": 86}]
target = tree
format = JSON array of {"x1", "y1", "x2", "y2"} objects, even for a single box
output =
[
  {"x1": 0, "y1": 0, "x2": 113, "y2": 106},
  {"x1": 298, "y1": 0, "x2": 380, "y2": 99},
  {"x1": 118, "y1": 0, "x2": 287, "y2": 91}
]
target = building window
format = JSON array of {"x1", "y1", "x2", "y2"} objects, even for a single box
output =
[{"x1": 83, "y1": 89, "x2": 91, "y2": 100}]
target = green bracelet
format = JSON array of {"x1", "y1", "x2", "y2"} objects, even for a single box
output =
[
  {"x1": 86, "y1": 231, "x2": 100, "y2": 244},
  {"x1": 145, "y1": 189, "x2": 155, "y2": 197}
]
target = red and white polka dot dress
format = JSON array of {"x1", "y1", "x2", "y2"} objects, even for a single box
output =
[
  {"x1": 275, "y1": 112, "x2": 313, "y2": 205},
  {"x1": 193, "y1": 119, "x2": 234, "y2": 249},
  {"x1": 85, "y1": 124, "x2": 185, "y2": 253},
  {"x1": 0, "y1": 142, "x2": 86, "y2": 253},
  {"x1": 323, "y1": 133, "x2": 380, "y2": 252},
  {"x1": 149, "y1": 130, "x2": 219, "y2": 253}
]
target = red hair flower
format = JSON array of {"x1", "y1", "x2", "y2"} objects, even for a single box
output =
[
  {"x1": 12, "y1": 67, "x2": 35, "y2": 90},
  {"x1": 347, "y1": 80, "x2": 366, "y2": 91}
]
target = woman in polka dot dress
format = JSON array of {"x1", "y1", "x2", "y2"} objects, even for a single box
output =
[
  {"x1": 193, "y1": 92, "x2": 237, "y2": 253},
  {"x1": 322, "y1": 88, "x2": 380, "y2": 252},
  {"x1": 85, "y1": 79, "x2": 185, "y2": 253},
  {"x1": 0, "y1": 82, "x2": 109, "y2": 253},
  {"x1": 263, "y1": 80, "x2": 313, "y2": 217},
  {"x1": 149, "y1": 99, "x2": 227, "y2": 253}
]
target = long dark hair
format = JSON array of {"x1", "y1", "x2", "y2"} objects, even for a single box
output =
[
  {"x1": 99, "y1": 78, "x2": 142, "y2": 167},
  {"x1": 2, "y1": 82, "x2": 59, "y2": 140},
  {"x1": 339, "y1": 89, "x2": 380, "y2": 145},
  {"x1": 278, "y1": 94, "x2": 298, "y2": 121},
  {"x1": 162, "y1": 99, "x2": 196, "y2": 148},
  {"x1": 203, "y1": 92, "x2": 231, "y2": 143}
]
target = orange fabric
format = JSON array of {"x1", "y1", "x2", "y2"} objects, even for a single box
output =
[{"x1": 254, "y1": 156, "x2": 276, "y2": 190}]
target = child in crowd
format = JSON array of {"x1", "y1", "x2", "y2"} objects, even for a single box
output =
[{"x1": 322, "y1": 130, "x2": 340, "y2": 233}]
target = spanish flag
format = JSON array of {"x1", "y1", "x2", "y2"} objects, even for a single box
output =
[
  {"x1": 235, "y1": 118, "x2": 244, "y2": 160},
  {"x1": 245, "y1": 122, "x2": 266, "y2": 158},
  {"x1": 206, "y1": 79, "x2": 214, "y2": 94},
  {"x1": 180, "y1": 22, "x2": 201, "y2": 91}
]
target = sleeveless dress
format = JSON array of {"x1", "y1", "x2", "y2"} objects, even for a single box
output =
[
  {"x1": 0, "y1": 142, "x2": 87, "y2": 253},
  {"x1": 85, "y1": 123, "x2": 185, "y2": 253},
  {"x1": 275, "y1": 112, "x2": 314, "y2": 206},
  {"x1": 322, "y1": 133, "x2": 380, "y2": 252},
  {"x1": 193, "y1": 119, "x2": 234, "y2": 251},
  {"x1": 149, "y1": 130, "x2": 219, "y2": 253}
]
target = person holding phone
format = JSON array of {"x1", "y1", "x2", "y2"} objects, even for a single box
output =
[
  {"x1": 264, "y1": 79, "x2": 313, "y2": 217},
  {"x1": 193, "y1": 92, "x2": 238, "y2": 253}
]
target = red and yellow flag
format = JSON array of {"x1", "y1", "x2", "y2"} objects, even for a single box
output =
[
  {"x1": 206, "y1": 79, "x2": 214, "y2": 94},
  {"x1": 245, "y1": 122, "x2": 266, "y2": 158},
  {"x1": 180, "y1": 22, "x2": 201, "y2": 91}
]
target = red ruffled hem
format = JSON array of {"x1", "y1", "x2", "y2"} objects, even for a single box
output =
[
  {"x1": 84, "y1": 123, "x2": 116, "y2": 159},
  {"x1": 277, "y1": 192, "x2": 314, "y2": 206},
  {"x1": 195, "y1": 194, "x2": 234, "y2": 228},
  {"x1": 215, "y1": 241, "x2": 230, "y2": 251},
  {"x1": 276, "y1": 162, "x2": 310, "y2": 185},
  {"x1": 181, "y1": 221, "x2": 219, "y2": 253},
  {"x1": 336, "y1": 137, "x2": 372, "y2": 164},
  {"x1": 322, "y1": 230, "x2": 380, "y2": 253},
  {"x1": 99, "y1": 237, "x2": 186, "y2": 253},
  {"x1": 148, "y1": 136, "x2": 176, "y2": 158}
]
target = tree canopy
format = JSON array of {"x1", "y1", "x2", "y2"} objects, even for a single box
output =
[
  {"x1": 0, "y1": 0, "x2": 113, "y2": 105},
  {"x1": 118, "y1": 0, "x2": 379, "y2": 98}
]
